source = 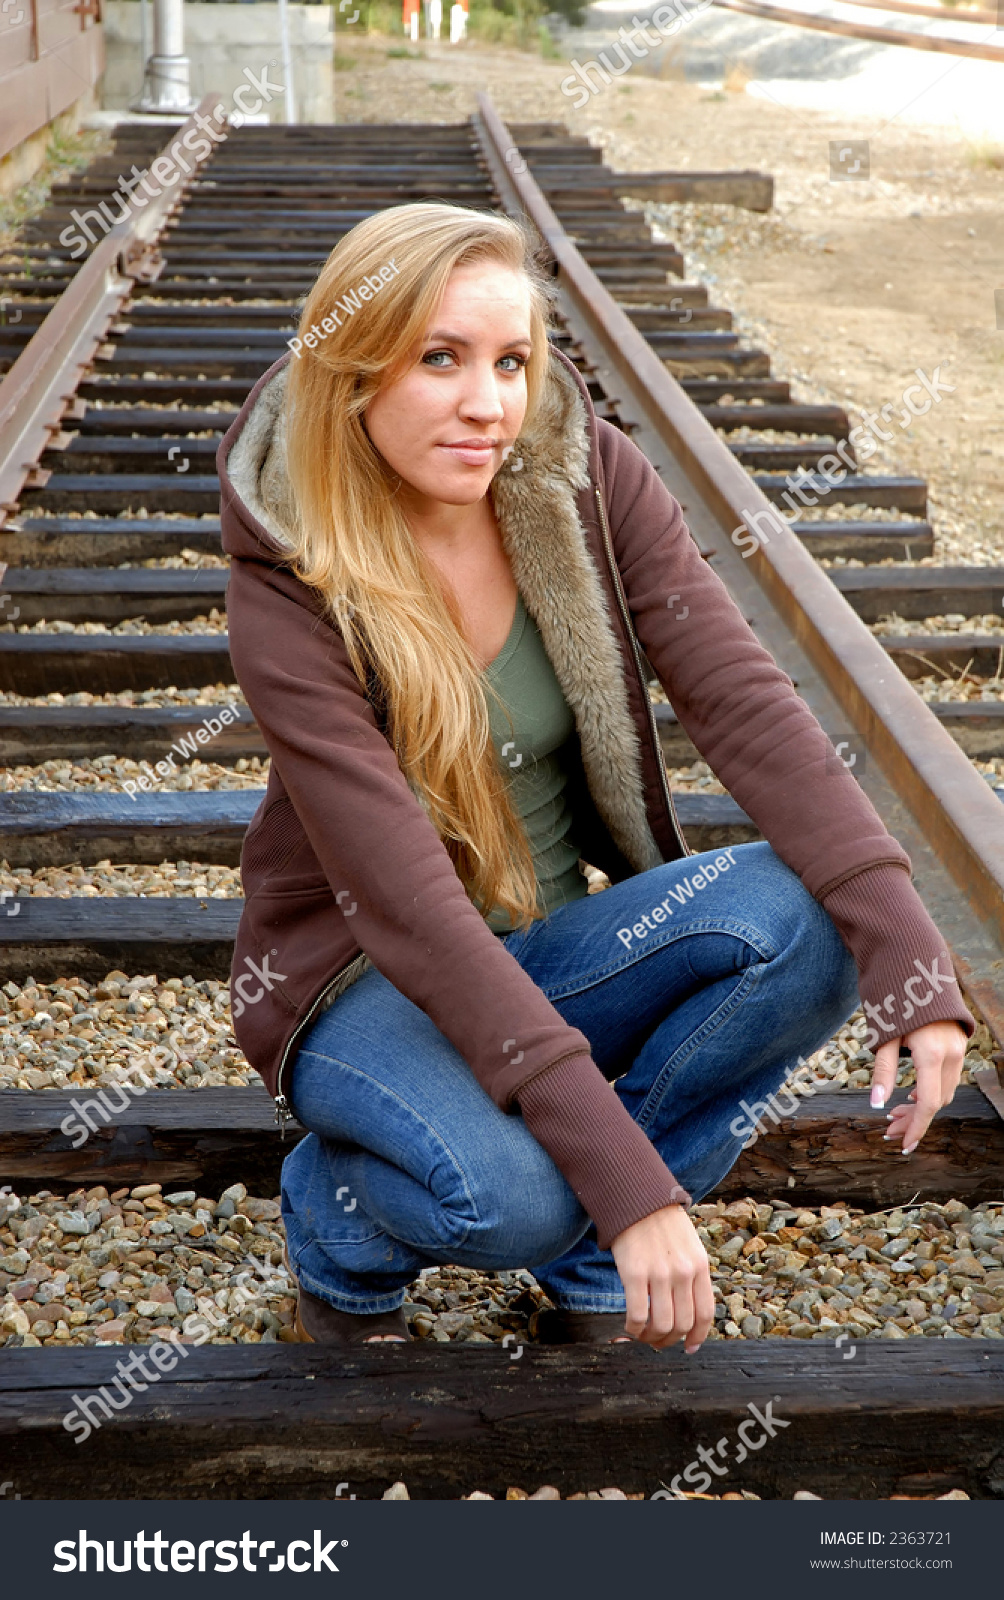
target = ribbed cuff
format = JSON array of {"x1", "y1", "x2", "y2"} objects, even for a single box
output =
[
  {"x1": 516, "y1": 1054, "x2": 691, "y2": 1252},
  {"x1": 821, "y1": 863, "x2": 975, "y2": 1044}
]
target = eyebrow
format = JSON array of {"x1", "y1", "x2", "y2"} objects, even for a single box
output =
[{"x1": 424, "y1": 330, "x2": 533, "y2": 349}]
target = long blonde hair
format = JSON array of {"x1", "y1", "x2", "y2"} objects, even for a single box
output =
[{"x1": 284, "y1": 202, "x2": 557, "y2": 929}]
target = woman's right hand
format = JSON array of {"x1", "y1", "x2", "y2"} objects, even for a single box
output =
[{"x1": 609, "y1": 1205, "x2": 715, "y2": 1351}]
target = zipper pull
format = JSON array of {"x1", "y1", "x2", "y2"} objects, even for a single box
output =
[{"x1": 274, "y1": 1094, "x2": 293, "y2": 1140}]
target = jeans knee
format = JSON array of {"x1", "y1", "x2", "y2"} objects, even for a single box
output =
[{"x1": 464, "y1": 1155, "x2": 589, "y2": 1268}]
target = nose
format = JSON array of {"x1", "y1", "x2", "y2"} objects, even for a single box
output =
[{"x1": 457, "y1": 359, "x2": 506, "y2": 425}]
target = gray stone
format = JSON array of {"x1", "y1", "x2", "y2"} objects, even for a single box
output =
[
  {"x1": 165, "y1": 1192, "x2": 197, "y2": 1207},
  {"x1": 55, "y1": 1212, "x2": 92, "y2": 1236},
  {"x1": 880, "y1": 1237, "x2": 913, "y2": 1260},
  {"x1": 436, "y1": 1311, "x2": 475, "y2": 1335},
  {"x1": 175, "y1": 1287, "x2": 198, "y2": 1314},
  {"x1": 826, "y1": 1293, "x2": 854, "y2": 1313}
]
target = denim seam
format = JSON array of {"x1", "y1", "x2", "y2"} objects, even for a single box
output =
[
  {"x1": 532, "y1": 917, "x2": 780, "y2": 1002},
  {"x1": 293, "y1": 1047, "x2": 481, "y2": 1252},
  {"x1": 632, "y1": 960, "x2": 766, "y2": 1135}
]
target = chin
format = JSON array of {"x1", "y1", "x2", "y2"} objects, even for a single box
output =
[{"x1": 415, "y1": 467, "x2": 495, "y2": 504}]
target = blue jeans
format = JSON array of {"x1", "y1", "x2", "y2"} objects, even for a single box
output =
[{"x1": 281, "y1": 842, "x2": 859, "y2": 1313}]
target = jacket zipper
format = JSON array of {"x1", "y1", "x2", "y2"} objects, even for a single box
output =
[
  {"x1": 594, "y1": 484, "x2": 690, "y2": 861},
  {"x1": 272, "y1": 950, "x2": 369, "y2": 1136}
]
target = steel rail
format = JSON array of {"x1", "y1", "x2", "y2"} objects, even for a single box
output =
[
  {"x1": 473, "y1": 91, "x2": 1004, "y2": 1041},
  {"x1": 0, "y1": 95, "x2": 226, "y2": 530},
  {"x1": 710, "y1": 0, "x2": 1004, "y2": 59},
  {"x1": 842, "y1": 0, "x2": 998, "y2": 26}
]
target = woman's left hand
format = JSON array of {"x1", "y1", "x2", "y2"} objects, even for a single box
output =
[{"x1": 869, "y1": 1020, "x2": 967, "y2": 1154}]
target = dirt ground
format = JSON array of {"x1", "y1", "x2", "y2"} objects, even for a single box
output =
[{"x1": 330, "y1": 34, "x2": 1003, "y2": 567}]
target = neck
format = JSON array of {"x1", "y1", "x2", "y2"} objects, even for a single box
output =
[{"x1": 401, "y1": 490, "x2": 495, "y2": 555}]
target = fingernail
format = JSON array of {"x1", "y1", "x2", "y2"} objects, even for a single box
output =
[
  {"x1": 870, "y1": 1086, "x2": 887, "y2": 1109},
  {"x1": 903, "y1": 1142, "x2": 917, "y2": 1155}
]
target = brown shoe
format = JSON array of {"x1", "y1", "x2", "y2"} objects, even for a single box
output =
[
  {"x1": 282, "y1": 1243, "x2": 411, "y2": 1345},
  {"x1": 293, "y1": 1285, "x2": 412, "y2": 1345},
  {"x1": 529, "y1": 1308, "x2": 633, "y2": 1345}
]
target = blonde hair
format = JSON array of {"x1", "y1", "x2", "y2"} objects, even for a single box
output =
[{"x1": 284, "y1": 202, "x2": 557, "y2": 929}]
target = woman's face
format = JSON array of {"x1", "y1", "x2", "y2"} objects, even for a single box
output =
[{"x1": 363, "y1": 261, "x2": 533, "y2": 511}]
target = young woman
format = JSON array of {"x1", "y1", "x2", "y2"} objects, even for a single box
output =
[{"x1": 219, "y1": 202, "x2": 972, "y2": 1348}]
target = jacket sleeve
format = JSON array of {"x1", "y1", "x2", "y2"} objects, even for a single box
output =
[
  {"x1": 597, "y1": 419, "x2": 974, "y2": 1044},
  {"x1": 226, "y1": 555, "x2": 690, "y2": 1245}
]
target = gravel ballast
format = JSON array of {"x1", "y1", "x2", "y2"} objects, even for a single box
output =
[{"x1": 2, "y1": 1187, "x2": 1001, "y2": 1352}]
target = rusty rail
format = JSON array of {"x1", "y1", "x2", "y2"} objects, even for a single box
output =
[
  {"x1": 0, "y1": 95, "x2": 226, "y2": 528},
  {"x1": 473, "y1": 91, "x2": 1004, "y2": 1042},
  {"x1": 711, "y1": 0, "x2": 1004, "y2": 60},
  {"x1": 844, "y1": 0, "x2": 998, "y2": 26}
]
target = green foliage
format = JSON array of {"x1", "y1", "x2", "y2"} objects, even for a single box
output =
[
  {"x1": 339, "y1": 0, "x2": 576, "y2": 54},
  {"x1": 537, "y1": 19, "x2": 561, "y2": 57},
  {"x1": 466, "y1": 0, "x2": 574, "y2": 49},
  {"x1": 340, "y1": 0, "x2": 398, "y2": 34},
  {"x1": 0, "y1": 122, "x2": 107, "y2": 250}
]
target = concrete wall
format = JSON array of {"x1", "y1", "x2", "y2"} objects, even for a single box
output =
[{"x1": 102, "y1": 2, "x2": 335, "y2": 122}]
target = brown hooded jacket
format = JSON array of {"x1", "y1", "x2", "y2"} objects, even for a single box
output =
[{"x1": 217, "y1": 344, "x2": 973, "y2": 1251}]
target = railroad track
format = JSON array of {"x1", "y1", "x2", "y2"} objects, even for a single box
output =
[
  {"x1": 0, "y1": 96, "x2": 1002, "y2": 1501},
  {"x1": 711, "y1": 0, "x2": 1004, "y2": 61}
]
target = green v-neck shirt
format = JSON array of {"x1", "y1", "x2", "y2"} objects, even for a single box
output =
[{"x1": 477, "y1": 592, "x2": 591, "y2": 934}]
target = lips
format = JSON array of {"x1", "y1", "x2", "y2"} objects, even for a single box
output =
[{"x1": 438, "y1": 441, "x2": 500, "y2": 465}]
